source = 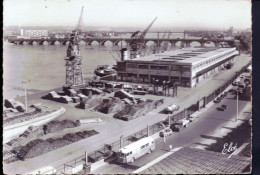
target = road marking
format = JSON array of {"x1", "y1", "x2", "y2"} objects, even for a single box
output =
[{"x1": 132, "y1": 147, "x2": 182, "y2": 174}]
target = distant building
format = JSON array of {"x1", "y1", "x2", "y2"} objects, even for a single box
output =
[
  {"x1": 20, "y1": 29, "x2": 24, "y2": 36},
  {"x1": 24, "y1": 30, "x2": 49, "y2": 37},
  {"x1": 116, "y1": 47, "x2": 239, "y2": 88}
]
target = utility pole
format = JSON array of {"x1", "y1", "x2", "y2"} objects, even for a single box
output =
[
  {"x1": 236, "y1": 90, "x2": 238, "y2": 122},
  {"x1": 120, "y1": 135, "x2": 123, "y2": 149},
  {"x1": 22, "y1": 81, "x2": 28, "y2": 113}
]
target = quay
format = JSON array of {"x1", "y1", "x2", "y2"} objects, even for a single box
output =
[{"x1": 3, "y1": 53, "x2": 251, "y2": 174}]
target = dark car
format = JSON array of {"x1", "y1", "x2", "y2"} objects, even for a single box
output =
[
  {"x1": 220, "y1": 94, "x2": 225, "y2": 99},
  {"x1": 217, "y1": 107, "x2": 225, "y2": 111},
  {"x1": 232, "y1": 81, "x2": 239, "y2": 86},
  {"x1": 221, "y1": 105, "x2": 228, "y2": 109},
  {"x1": 213, "y1": 97, "x2": 221, "y2": 103},
  {"x1": 228, "y1": 89, "x2": 235, "y2": 93}
]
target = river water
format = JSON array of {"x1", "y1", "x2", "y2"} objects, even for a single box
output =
[{"x1": 3, "y1": 32, "x2": 200, "y2": 99}]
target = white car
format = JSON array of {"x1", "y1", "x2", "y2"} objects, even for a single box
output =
[
  {"x1": 187, "y1": 112, "x2": 199, "y2": 122},
  {"x1": 159, "y1": 128, "x2": 173, "y2": 137},
  {"x1": 165, "y1": 103, "x2": 179, "y2": 114}
]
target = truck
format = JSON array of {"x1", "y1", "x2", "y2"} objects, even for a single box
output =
[
  {"x1": 170, "y1": 119, "x2": 190, "y2": 132},
  {"x1": 164, "y1": 103, "x2": 179, "y2": 114}
]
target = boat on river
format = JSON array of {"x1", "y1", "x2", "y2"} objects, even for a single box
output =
[{"x1": 94, "y1": 65, "x2": 116, "y2": 77}]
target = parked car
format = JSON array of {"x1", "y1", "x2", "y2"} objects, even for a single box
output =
[
  {"x1": 232, "y1": 81, "x2": 239, "y2": 86},
  {"x1": 170, "y1": 119, "x2": 190, "y2": 132},
  {"x1": 221, "y1": 105, "x2": 228, "y2": 109},
  {"x1": 187, "y1": 113, "x2": 198, "y2": 122},
  {"x1": 228, "y1": 89, "x2": 235, "y2": 93},
  {"x1": 217, "y1": 106, "x2": 225, "y2": 111},
  {"x1": 156, "y1": 122, "x2": 165, "y2": 128},
  {"x1": 165, "y1": 103, "x2": 179, "y2": 114},
  {"x1": 159, "y1": 128, "x2": 173, "y2": 137},
  {"x1": 238, "y1": 84, "x2": 245, "y2": 89},
  {"x1": 213, "y1": 97, "x2": 221, "y2": 103}
]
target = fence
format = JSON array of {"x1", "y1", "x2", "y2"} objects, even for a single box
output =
[{"x1": 55, "y1": 62, "x2": 251, "y2": 174}]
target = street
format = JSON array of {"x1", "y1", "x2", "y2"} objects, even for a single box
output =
[{"x1": 92, "y1": 91, "x2": 251, "y2": 174}]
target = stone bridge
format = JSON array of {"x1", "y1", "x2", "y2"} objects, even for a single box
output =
[{"x1": 5, "y1": 37, "x2": 236, "y2": 47}]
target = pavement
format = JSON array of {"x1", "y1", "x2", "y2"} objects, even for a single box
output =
[{"x1": 3, "y1": 54, "x2": 251, "y2": 174}]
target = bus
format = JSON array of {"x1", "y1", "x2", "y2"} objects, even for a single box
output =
[{"x1": 117, "y1": 137, "x2": 155, "y2": 163}]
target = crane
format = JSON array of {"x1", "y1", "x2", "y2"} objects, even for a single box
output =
[
  {"x1": 64, "y1": 6, "x2": 84, "y2": 88},
  {"x1": 129, "y1": 17, "x2": 157, "y2": 59}
]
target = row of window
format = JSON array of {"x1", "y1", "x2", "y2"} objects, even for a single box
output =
[
  {"x1": 127, "y1": 64, "x2": 190, "y2": 72},
  {"x1": 192, "y1": 50, "x2": 236, "y2": 70},
  {"x1": 125, "y1": 151, "x2": 132, "y2": 156},
  {"x1": 127, "y1": 64, "x2": 170, "y2": 70},
  {"x1": 123, "y1": 73, "x2": 191, "y2": 81},
  {"x1": 141, "y1": 143, "x2": 149, "y2": 149}
]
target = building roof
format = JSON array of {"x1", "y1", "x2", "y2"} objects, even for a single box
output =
[
  {"x1": 141, "y1": 147, "x2": 250, "y2": 174},
  {"x1": 127, "y1": 47, "x2": 237, "y2": 65}
]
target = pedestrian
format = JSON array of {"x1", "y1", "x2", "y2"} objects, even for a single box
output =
[{"x1": 169, "y1": 144, "x2": 172, "y2": 150}]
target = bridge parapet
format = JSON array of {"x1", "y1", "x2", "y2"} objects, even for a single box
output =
[{"x1": 6, "y1": 37, "x2": 235, "y2": 47}]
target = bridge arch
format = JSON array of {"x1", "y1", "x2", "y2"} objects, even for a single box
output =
[
  {"x1": 27, "y1": 41, "x2": 39, "y2": 45},
  {"x1": 78, "y1": 40, "x2": 87, "y2": 45},
  {"x1": 189, "y1": 40, "x2": 202, "y2": 47},
  {"x1": 175, "y1": 40, "x2": 183, "y2": 47},
  {"x1": 18, "y1": 41, "x2": 25, "y2": 45},
  {"x1": 145, "y1": 40, "x2": 157, "y2": 46},
  {"x1": 88, "y1": 40, "x2": 100, "y2": 45},
  {"x1": 100, "y1": 40, "x2": 113, "y2": 46},
  {"x1": 49, "y1": 40, "x2": 61, "y2": 45},
  {"x1": 38, "y1": 41, "x2": 49, "y2": 45},
  {"x1": 203, "y1": 41, "x2": 216, "y2": 48},
  {"x1": 62, "y1": 40, "x2": 69, "y2": 45},
  {"x1": 114, "y1": 40, "x2": 128, "y2": 46}
]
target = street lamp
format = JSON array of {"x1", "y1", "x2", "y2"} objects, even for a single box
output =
[
  {"x1": 22, "y1": 80, "x2": 29, "y2": 113},
  {"x1": 120, "y1": 135, "x2": 123, "y2": 149}
]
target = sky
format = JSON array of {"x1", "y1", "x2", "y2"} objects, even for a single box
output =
[{"x1": 3, "y1": 0, "x2": 251, "y2": 30}]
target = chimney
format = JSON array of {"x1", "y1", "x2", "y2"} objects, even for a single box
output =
[{"x1": 120, "y1": 48, "x2": 128, "y2": 61}]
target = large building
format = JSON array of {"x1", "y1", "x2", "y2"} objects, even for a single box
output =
[
  {"x1": 23, "y1": 29, "x2": 49, "y2": 37},
  {"x1": 116, "y1": 47, "x2": 239, "y2": 88}
]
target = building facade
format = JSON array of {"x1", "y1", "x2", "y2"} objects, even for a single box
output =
[
  {"x1": 23, "y1": 30, "x2": 49, "y2": 37},
  {"x1": 116, "y1": 47, "x2": 239, "y2": 88}
]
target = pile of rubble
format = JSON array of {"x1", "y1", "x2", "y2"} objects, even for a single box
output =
[
  {"x1": 114, "y1": 99, "x2": 164, "y2": 121},
  {"x1": 42, "y1": 87, "x2": 104, "y2": 104},
  {"x1": 3, "y1": 120, "x2": 82, "y2": 163},
  {"x1": 93, "y1": 97, "x2": 126, "y2": 114},
  {"x1": 43, "y1": 120, "x2": 80, "y2": 134},
  {"x1": 14, "y1": 130, "x2": 98, "y2": 161},
  {"x1": 79, "y1": 96, "x2": 103, "y2": 109},
  {"x1": 4, "y1": 99, "x2": 26, "y2": 112}
]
